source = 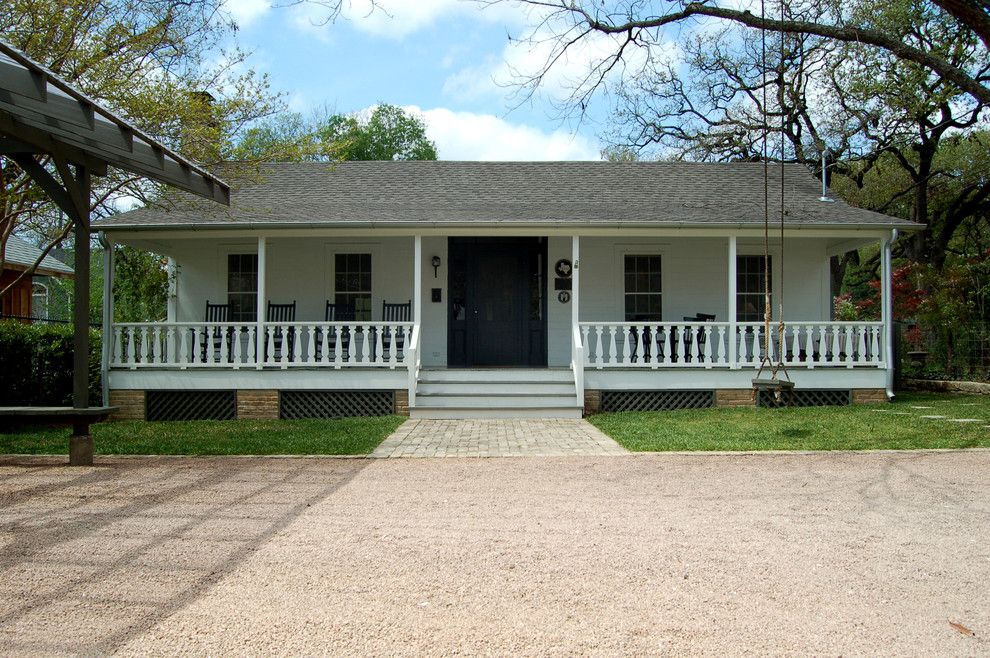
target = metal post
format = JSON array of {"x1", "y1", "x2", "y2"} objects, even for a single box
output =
[
  {"x1": 728, "y1": 235, "x2": 738, "y2": 369},
  {"x1": 70, "y1": 165, "x2": 92, "y2": 465},
  {"x1": 255, "y1": 236, "x2": 267, "y2": 369}
]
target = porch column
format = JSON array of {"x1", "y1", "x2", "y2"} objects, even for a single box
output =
[
  {"x1": 255, "y1": 236, "x2": 267, "y2": 369},
  {"x1": 881, "y1": 231, "x2": 894, "y2": 398},
  {"x1": 727, "y1": 235, "x2": 738, "y2": 368},
  {"x1": 572, "y1": 236, "x2": 580, "y2": 326},
  {"x1": 166, "y1": 257, "x2": 177, "y2": 323},
  {"x1": 413, "y1": 235, "x2": 422, "y2": 327},
  {"x1": 100, "y1": 233, "x2": 114, "y2": 406}
]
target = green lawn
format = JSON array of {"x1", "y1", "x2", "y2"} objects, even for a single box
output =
[
  {"x1": 0, "y1": 415, "x2": 406, "y2": 456},
  {"x1": 589, "y1": 392, "x2": 990, "y2": 452}
]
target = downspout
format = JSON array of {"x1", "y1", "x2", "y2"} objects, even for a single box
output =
[{"x1": 98, "y1": 232, "x2": 113, "y2": 407}]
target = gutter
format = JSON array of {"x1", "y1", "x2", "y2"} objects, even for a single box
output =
[{"x1": 97, "y1": 219, "x2": 925, "y2": 233}]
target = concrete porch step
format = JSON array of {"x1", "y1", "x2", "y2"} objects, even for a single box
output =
[
  {"x1": 415, "y1": 394, "x2": 579, "y2": 408},
  {"x1": 418, "y1": 368, "x2": 573, "y2": 384},
  {"x1": 409, "y1": 406, "x2": 583, "y2": 420},
  {"x1": 417, "y1": 382, "x2": 576, "y2": 396}
]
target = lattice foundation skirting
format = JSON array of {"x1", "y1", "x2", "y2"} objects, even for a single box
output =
[
  {"x1": 758, "y1": 389, "x2": 851, "y2": 408},
  {"x1": 280, "y1": 390, "x2": 395, "y2": 419},
  {"x1": 601, "y1": 390, "x2": 714, "y2": 412},
  {"x1": 145, "y1": 390, "x2": 236, "y2": 421}
]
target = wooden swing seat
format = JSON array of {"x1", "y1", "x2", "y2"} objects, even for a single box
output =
[{"x1": 751, "y1": 377, "x2": 796, "y2": 391}]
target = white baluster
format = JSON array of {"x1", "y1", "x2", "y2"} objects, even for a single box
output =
[
  {"x1": 153, "y1": 327, "x2": 162, "y2": 364},
  {"x1": 872, "y1": 326, "x2": 882, "y2": 364},
  {"x1": 594, "y1": 325, "x2": 604, "y2": 368},
  {"x1": 126, "y1": 328, "x2": 137, "y2": 369},
  {"x1": 247, "y1": 326, "x2": 256, "y2": 365},
  {"x1": 112, "y1": 326, "x2": 122, "y2": 365},
  {"x1": 844, "y1": 325, "x2": 855, "y2": 368},
  {"x1": 190, "y1": 327, "x2": 200, "y2": 365},
  {"x1": 306, "y1": 325, "x2": 316, "y2": 365},
  {"x1": 231, "y1": 325, "x2": 242, "y2": 368},
  {"x1": 703, "y1": 325, "x2": 713, "y2": 367},
  {"x1": 621, "y1": 326, "x2": 632, "y2": 365},
  {"x1": 376, "y1": 325, "x2": 386, "y2": 365},
  {"x1": 857, "y1": 325, "x2": 868, "y2": 364},
  {"x1": 790, "y1": 326, "x2": 800, "y2": 365},
  {"x1": 737, "y1": 326, "x2": 747, "y2": 365},
  {"x1": 178, "y1": 327, "x2": 189, "y2": 368},
  {"x1": 803, "y1": 325, "x2": 814, "y2": 368},
  {"x1": 280, "y1": 324, "x2": 290, "y2": 368},
  {"x1": 137, "y1": 327, "x2": 148, "y2": 365},
  {"x1": 675, "y1": 326, "x2": 685, "y2": 364},
  {"x1": 335, "y1": 325, "x2": 345, "y2": 367},
  {"x1": 290, "y1": 324, "x2": 300, "y2": 364},
  {"x1": 828, "y1": 326, "x2": 839, "y2": 364},
  {"x1": 716, "y1": 326, "x2": 726, "y2": 365},
  {"x1": 266, "y1": 326, "x2": 275, "y2": 366},
  {"x1": 607, "y1": 326, "x2": 617, "y2": 365}
]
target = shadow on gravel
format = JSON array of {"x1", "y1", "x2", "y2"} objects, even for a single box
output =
[{"x1": 0, "y1": 456, "x2": 370, "y2": 654}]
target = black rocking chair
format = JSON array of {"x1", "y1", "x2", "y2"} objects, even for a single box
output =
[
  {"x1": 200, "y1": 300, "x2": 233, "y2": 362},
  {"x1": 266, "y1": 300, "x2": 296, "y2": 361},
  {"x1": 381, "y1": 300, "x2": 412, "y2": 359},
  {"x1": 315, "y1": 301, "x2": 355, "y2": 361}
]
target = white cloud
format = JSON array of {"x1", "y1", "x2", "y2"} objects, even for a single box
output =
[
  {"x1": 223, "y1": 0, "x2": 272, "y2": 28},
  {"x1": 338, "y1": 0, "x2": 524, "y2": 39},
  {"x1": 402, "y1": 105, "x2": 600, "y2": 160}
]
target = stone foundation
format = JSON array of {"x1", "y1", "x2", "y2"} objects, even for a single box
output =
[
  {"x1": 583, "y1": 389, "x2": 601, "y2": 416},
  {"x1": 902, "y1": 379, "x2": 990, "y2": 395},
  {"x1": 715, "y1": 389, "x2": 756, "y2": 408},
  {"x1": 237, "y1": 390, "x2": 279, "y2": 420},
  {"x1": 394, "y1": 390, "x2": 409, "y2": 416},
  {"x1": 108, "y1": 390, "x2": 146, "y2": 420},
  {"x1": 851, "y1": 388, "x2": 889, "y2": 404}
]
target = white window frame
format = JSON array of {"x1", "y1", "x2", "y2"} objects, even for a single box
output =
[
  {"x1": 615, "y1": 244, "x2": 665, "y2": 322},
  {"x1": 327, "y1": 245, "x2": 376, "y2": 321},
  {"x1": 218, "y1": 244, "x2": 258, "y2": 322}
]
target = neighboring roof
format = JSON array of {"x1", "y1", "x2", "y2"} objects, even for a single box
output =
[
  {"x1": 0, "y1": 40, "x2": 229, "y2": 205},
  {"x1": 2, "y1": 235, "x2": 74, "y2": 277},
  {"x1": 98, "y1": 161, "x2": 921, "y2": 231}
]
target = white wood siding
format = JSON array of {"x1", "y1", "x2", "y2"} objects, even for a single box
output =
[{"x1": 163, "y1": 235, "x2": 832, "y2": 369}]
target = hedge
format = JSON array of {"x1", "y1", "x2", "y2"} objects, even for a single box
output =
[{"x1": 0, "y1": 320, "x2": 102, "y2": 406}]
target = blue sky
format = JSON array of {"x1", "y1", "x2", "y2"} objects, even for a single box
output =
[{"x1": 222, "y1": 0, "x2": 611, "y2": 160}]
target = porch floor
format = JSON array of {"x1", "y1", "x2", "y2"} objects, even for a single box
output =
[{"x1": 371, "y1": 419, "x2": 627, "y2": 458}]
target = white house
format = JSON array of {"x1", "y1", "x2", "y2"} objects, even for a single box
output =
[{"x1": 97, "y1": 161, "x2": 918, "y2": 420}]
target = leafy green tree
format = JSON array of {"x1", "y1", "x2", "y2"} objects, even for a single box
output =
[{"x1": 233, "y1": 104, "x2": 439, "y2": 162}]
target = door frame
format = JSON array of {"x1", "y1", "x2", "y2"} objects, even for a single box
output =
[{"x1": 447, "y1": 236, "x2": 548, "y2": 367}]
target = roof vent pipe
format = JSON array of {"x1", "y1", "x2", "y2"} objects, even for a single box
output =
[{"x1": 819, "y1": 149, "x2": 835, "y2": 203}]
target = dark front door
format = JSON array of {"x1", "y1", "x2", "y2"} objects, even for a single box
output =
[{"x1": 448, "y1": 237, "x2": 547, "y2": 367}]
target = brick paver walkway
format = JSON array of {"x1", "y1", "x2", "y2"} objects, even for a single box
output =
[{"x1": 371, "y1": 419, "x2": 628, "y2": 458}]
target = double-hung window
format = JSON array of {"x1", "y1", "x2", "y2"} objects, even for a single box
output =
[
  {"x1": 736, "y1": 255, "x2": 770, "y2": 322},
  {"x1": 624, "y1": 255, "x2": 662, "y2": 321},
  {"x1": 334, "y1": 253, "x2": 372, "y2": 321},
  {"x1": 227, "y1": 253, "x2": 258, "y2": 322}
]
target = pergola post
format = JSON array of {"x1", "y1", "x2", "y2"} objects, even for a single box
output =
[{"x1": 69, "y1": 165, "x2": 92, "y2": 465}]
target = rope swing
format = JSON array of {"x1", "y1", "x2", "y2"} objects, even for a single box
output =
[{"x1": 752, "y1": 0, "x2": 794, "y2": 402}]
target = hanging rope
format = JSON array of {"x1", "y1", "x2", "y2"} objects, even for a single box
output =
[{"x1": 752, "y1": 0, "x2": 792, "y2": 401}]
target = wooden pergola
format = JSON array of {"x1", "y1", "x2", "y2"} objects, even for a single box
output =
[{"x1": 0, "y1": 40, "x2": 230, "y2": 465}]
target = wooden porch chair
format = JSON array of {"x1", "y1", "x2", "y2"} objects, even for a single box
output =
[
  {"x1": 381, "y1": 300, "x2": 412, "y2": 359},
  {"x1": 315, "y1": 301, "x2": 355, "y2": 361},
  {"x1": 200, "y1": 300, "x2": 233, "y2": 362},
  {"x1": 266, "y1": 300, "x2": 296, "y2": 361}
]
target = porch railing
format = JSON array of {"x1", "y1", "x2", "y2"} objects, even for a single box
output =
[
  {"x1": 578, "y1": 321, "x2": 886, "y2": 369},
  {"x1": 110, "y1": 321, "x2": 415, "y2": 369}
]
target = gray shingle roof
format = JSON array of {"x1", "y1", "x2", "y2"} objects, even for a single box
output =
[
  {"x1": 97, "y1": 161, "x2": 919, "y2": 230},
  {"x1": 2, "y1": 235, "x2": 74, "y2": 276}
]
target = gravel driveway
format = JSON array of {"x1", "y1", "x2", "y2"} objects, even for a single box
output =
[{"x1": 1, "y1": 451, "x2": 988, "y2": 655}]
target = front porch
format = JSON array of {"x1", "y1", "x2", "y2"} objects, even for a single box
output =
[{"x1": 102, "y1": 230, "x2": 895, "y2": 419}]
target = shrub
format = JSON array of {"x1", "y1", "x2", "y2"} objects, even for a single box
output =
[{"x1": 0, "y1": 320, "x2": 102, "y2": 406}]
